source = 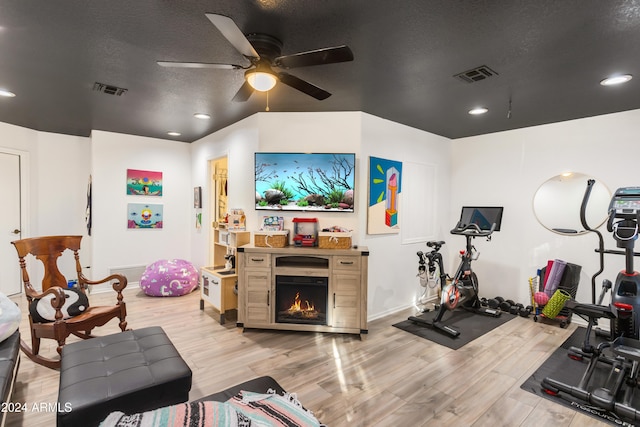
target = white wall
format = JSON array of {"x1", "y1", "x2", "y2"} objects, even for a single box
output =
[
  {"x1": 190, "y1": 111, "x2": 452, "y2": 320},
  {"x1": 0, "y1": 123, "x2": 89, "y2": 240},
  {"x1": 90, "y1": 131, "x2": 192, "y2": 289},
  {"x1": 253, "y1": 112, "x2": 362, "y2": 234},
  {"x1": 34, "y1": 132, "x2": 90, "y2": 237},
  {"x1": 360, "y1": 114, "x2": 452, "y2": 319},
  {"x1": 190, "y1": 115, "x2": 261, "y2": 269},
  {"x1": 6, "y1": 107, "x2": 640, "y2": 318},
  {"x1": 2, "y1": 125, "x2": 194, "y2": 292},
  {"x1": 451, "y1": 109, "x2": 640, "y2": 307},
  {"x1": 0, "y1": 124, "x2": 89, "y2": 282}
]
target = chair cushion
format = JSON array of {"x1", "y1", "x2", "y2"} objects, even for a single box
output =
[
  {"x1": 29, "y1": 288, "x2": 89, "y2": 323},
  {"x1": 140, "y1": 259, "x2": 198, "y2": 296},
  {"x1": 0, "y1": 293, "x2": 20, "y2": 342}
]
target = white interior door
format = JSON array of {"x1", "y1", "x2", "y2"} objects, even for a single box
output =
[{"x1": 0, "y1": 152, "x2": 23, "y2": 295}]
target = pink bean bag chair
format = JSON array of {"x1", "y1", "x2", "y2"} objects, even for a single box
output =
[{"x1": 140, "y1": 259, "x2": 198, "y2": 297}]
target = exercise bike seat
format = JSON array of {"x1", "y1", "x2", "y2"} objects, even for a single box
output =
[{"x1": 565, "y1": 299, "x2": 617, "y2": 319}]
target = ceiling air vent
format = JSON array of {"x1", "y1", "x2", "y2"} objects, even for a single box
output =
[
  {"x1": 454, "y1": 65, "x2": 498, "y2": 83},
  {"x1": 93, "y1": 82, "x2": 128, "y2": 96}
]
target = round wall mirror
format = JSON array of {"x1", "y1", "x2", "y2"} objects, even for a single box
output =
[{"x1": 533, "y1": 173, "x2": 611, "y2": 235}]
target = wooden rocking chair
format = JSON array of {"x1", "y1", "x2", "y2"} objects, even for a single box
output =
[{"x1": 11, "y1": 235, "x2": 128, "y2": 369}]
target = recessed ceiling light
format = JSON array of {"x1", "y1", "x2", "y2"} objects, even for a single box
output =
[
  {"x1": 193, "y1": 113, "x2": 211, "y2": 120},
  {"x1": 468, "y1": 107, "x2": 488, "y2": 115},
  {"x1": 600, "y1": 74, "x2": 632, "y2": 86},
  {"x1": 0, "y1": 89, "x2": 16, "y2": 97},
  {"x1": 167, "y1": 131, "x2": 181, "y2": 137}
]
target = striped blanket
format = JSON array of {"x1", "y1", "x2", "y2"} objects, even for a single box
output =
[{"x1": 100, "y1": 389, "x2": 322, "y2": 427}]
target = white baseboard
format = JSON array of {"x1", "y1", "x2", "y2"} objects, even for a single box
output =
[{"x1": 89, "y1": 282, "x2": 140, "y2": 294}]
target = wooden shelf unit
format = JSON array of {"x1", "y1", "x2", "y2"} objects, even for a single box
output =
[
  {"x1": 237, "y1": 245, "x2": 369, "y2": 337},
  {"x1": 200, "y1": 226, "x2": 250, "y2": 324}
]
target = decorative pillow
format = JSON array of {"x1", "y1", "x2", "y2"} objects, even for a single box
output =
[
  {"x1": 29, "y1": 288, "x2": 89, "y2": 323},
  {"x1": 0, "y1": 293, "x2": 21, "y2": 343}
]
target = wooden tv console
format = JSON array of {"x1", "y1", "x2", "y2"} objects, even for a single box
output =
[{"x1": 236, "y1": 245, "x2": 369, "y2": 337}]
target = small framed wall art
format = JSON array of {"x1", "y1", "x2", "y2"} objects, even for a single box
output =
[
  {"x1": 126, "y1": 169, "x2": 163, "y2": 196},
  {"x1": 194, "y1": 186, "x2": 202, "y2": 208},
  {"x1": 127, "y1": 203, "x2": 163, "y2": 229}
]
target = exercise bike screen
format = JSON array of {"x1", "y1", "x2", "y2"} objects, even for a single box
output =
[{"x1": 459, "y1": 206, "x2": 504, "y2": 231}]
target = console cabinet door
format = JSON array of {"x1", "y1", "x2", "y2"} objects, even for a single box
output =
[
  {"x1": 201, "y1": 270, "x2": 222, "y2": 309},
  {"x1": 244, "y1": 268, "x2": 272, "y2": 325},
  {"x1": 331, "y1": 256, "x2": 361, "y2": 329}
]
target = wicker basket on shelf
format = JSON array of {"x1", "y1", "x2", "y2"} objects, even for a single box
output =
[
  {"x1": 318, "y1": 232, "x2": 352, "y2": 249},
  {"x1": 254, "y1": 231, "x2": 289, "y2": 248}
]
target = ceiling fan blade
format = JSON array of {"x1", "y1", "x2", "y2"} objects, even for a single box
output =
[
  {"x1": 274, "y1": 45, "x2": 354, "y2": 69},
  {"x1": 206, "y1": 13, "x2": 259, "y2": 59},
  {"x1": 157, "y1": 61, "x2": 242, "y2": 69},
  {"x1": 278, "y1": 72, "x2": 331, "y2": 100},
  {"x1": 232, "y1": 80, "x2": 254, "y2": 102}
]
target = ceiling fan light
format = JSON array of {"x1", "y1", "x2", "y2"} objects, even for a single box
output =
[
  {"x1": 0, "y1": 89, "x2": 16, "y2": 97},
  {"x1": 247, "y1": 71, "x2": 277, "y2": 92}
]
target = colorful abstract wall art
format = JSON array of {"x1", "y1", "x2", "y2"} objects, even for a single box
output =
[
  {"x1": 368, "y1": 156, "x2": 402, "y2": 234},
  {"x1": 126, "y1": 169, "x2": 163, "y2": 196},
  {"x1": 127, "y1": 203, "x2": 163, "y2": 229}
]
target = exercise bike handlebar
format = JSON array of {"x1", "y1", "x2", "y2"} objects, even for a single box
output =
[{"x1": 450, "y1": 222, "x2": 496, "y2": 237}]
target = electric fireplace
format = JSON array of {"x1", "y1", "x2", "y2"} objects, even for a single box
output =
[{"x1": 275, "y1": 275, "x2": 328, "y2": 325}]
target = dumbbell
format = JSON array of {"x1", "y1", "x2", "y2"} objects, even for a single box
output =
[
  {"x1": 500, "y1": 299, "x2": 515, "y2": 312},
  {"x1": 519, "y1": 305, "x2": 533, "y2": 318},
  {"x1": 509, "y1": 303, "x2": 523, "y2": 315},
  {"x1": 487, "y1": 297, "x2": 502, "y2": 309}
]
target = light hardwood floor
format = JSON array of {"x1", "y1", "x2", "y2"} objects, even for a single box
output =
[{"x1": 5, "y1": 288, "x2": 608, "y2": 427}]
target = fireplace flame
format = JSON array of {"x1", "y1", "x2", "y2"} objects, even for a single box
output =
[{"x1": 288, "y1": 292, "x2": 318, "y2": 318}]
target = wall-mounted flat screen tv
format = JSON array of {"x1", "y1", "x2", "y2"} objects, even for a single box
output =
[{"x1": 255, "y1": 152, "x2": 355, "y2": 212}]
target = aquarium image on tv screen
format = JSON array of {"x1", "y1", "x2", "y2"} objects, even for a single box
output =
[{"x1": 255, "y1": 152, "x2": 355, "y2": 212}]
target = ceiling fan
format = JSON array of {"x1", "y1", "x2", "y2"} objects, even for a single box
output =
[{"x1": 157, "y1": 14, "x2": 354, "y2": 101}]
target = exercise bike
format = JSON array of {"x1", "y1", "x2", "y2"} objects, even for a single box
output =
[{"x1": 408, "y1": 207, "x2": 503, "y2": 338}]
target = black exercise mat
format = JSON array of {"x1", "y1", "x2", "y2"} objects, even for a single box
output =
[
  {"x1": 392, "y1": 308, "x2": 514, "y2": 350},
  {"x1": 521, "y1": 327, "x2": 640, "y2": 426}
]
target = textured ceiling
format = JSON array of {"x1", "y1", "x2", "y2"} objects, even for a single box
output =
[{"x1": 0, "y1": 1, "x2": 639, "y2": 142}]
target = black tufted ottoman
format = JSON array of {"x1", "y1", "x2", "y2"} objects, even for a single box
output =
[{"x1": 57, "y1": 326, "x2": 192, "y2": 427}]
